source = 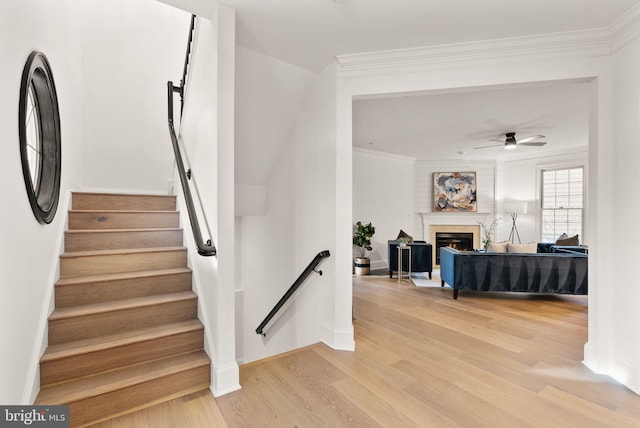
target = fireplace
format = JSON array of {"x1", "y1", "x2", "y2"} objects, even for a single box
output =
[
  {"x1": 428, "y1": 224, "x2": 481, "y2": 267},
  {"x1": 435, "y1": 232, "x2": 474, "y2": 265}
]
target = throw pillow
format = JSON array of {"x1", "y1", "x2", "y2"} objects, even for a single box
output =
[
  {"x1": 507, "y1": 242, "x2": 538, "y2": 253},
  {"x1": 556, "y1": 234, "x2": 579, "y2": 246},
  {"x1": 486, "y1": 241, "x2": 509, "y2": 253},
  {"x1": 396, "y1": 230, "x2": 414, "y2": 243}
]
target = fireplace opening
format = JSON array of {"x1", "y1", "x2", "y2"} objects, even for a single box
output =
[{"x1": 435, "y1": 232, "x2": 474, "y2": 264}]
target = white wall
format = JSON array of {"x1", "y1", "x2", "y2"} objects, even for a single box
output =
[
  {"x1": 497, "y1": 149, "x2": 589, "y2": 244},
  {"x1": 234, "y1": 46, "x2": 311, "y2": 362},
  {"x1": 355, "y1": 146, "x2": 588, "y2": 255},
  {"x1": 235, "y1": 184, "x2": 266, "y2": 216},
  {"x1": 178, "y1": 6, "x2": 239, "y2": 396},
  {"x1": 238, "y1": 145, "x2": 296, "y2": 362},
  {"x1": 238, "y1": 61, "x2": 346, "y2": 363},
  {"x1": 235, "y1": 46, "x2": 316, "y2": 186},
  {"x1": 413, "y1": 160, "x2": 496, "y2": 241},
  {"x1": 233, "y1": 47, "x2": 319, "y2": 363},
  {"x1": 604, "y1": 32, "x2": 640, "y2": 393},
  {"x1": 80, "y1": 0, "x2": 188, "y2": 193},
  {"x1": 0, "y1": 0, "x2": 83, "y2": 404},
  {"x1": 234, "y1": 40, "x2": 342, "y2": 362},
  {"x1": 352, "y1": 148, "x2": 415, "y2": 269}
]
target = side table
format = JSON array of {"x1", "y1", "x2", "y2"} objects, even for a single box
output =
[{"x1": 397, "y1": 245, "x2": 411, "y2": 283}]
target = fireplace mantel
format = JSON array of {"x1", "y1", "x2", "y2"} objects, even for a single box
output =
[
  {"x1": 419, "y1": 212, "x2": 493, "y2": 242},
  {"x1": 419, "y1": 212, "x2": 492, "y2": 266}
]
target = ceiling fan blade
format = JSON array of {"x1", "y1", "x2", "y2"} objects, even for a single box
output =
[
  {"x1": 517, "y1": 141, "x2": 547, "y2": 147},
  {"x1": 517, "y1": 134, "x2": 545, "y2": 143},
  {"x1": 489, "y1": 138, "x2": 504, "y2": 143},
  {"x1": 474, "y1": 143, "x2": 504, "y2": 150}
]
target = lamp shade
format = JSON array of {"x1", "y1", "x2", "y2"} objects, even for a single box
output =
[{"x1": 503, "y1": 201, "x2": 528, "y2": 215}]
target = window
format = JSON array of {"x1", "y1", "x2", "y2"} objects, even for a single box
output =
[
  {"x1": 541, "y1": 167, "x2": 583, "y2": 242},
  {"x1": 19, "y1": 51, "x2": 61, "y2": 224}
]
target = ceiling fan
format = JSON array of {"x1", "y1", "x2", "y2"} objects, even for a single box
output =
[{"x1": 474, "y1": 132, "x2": 547, "y2": 151}]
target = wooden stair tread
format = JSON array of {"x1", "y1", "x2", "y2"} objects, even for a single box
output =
[
  {"x1": 66, "y1": 227, "x2": 183, "y2": 234},
  {"x1": 60, "y1": 246, "x2": 186, "y2": 259},
  {"x1": 55, "y1": 267, "x2": 191, "y2": 286},
  {"x1": 72, "y1": 192, "x2": 176, "y2": 198},
  {"x1": 69, "y1": 209, "x2": 178, "y2": 214},
  {"x1": 36, "y1": 350, "x2": 210, "y2": 405},
  {"x1": 41, "y1": 320, "x2": 203, "y2": 362},
  {"x1": 49, "y1": 291, "x2": 196, "y2": 320}
]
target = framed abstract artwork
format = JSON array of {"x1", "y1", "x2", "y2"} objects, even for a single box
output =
[{"x1": 433, "y1": 172, "x2": 477, "y2": 212}]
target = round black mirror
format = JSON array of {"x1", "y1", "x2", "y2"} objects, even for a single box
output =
[{"x1": 19, "y1": 51, "x2": 61, "y2": 224}]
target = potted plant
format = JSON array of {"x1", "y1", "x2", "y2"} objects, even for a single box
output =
[
  {"x1": 478, "y1": 218, "x2": 501, "y2": 248},
  {"x1": 353, "y1": 221, "x2": 375, "y2": 275},
  {"x1": 397, "y1": 236, "x2": 410, "y2": 247}
]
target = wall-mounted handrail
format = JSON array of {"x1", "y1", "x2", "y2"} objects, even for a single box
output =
[
  {"x1": 178, "y1": 14, "x2": 196, "y2": 115},
  {"x1": 167, "y1": 81, "x2": 216, "y2": 256},
  {"x1": 166, "y1": 14, "x2": 215, "y2": 257},
  {"x1": 256, "y1": 250, "x2": 331, "y2": 336}
]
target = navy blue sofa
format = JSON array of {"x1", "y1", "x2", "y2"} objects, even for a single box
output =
[
  {"x1": 440, "y1": 246, "x2": 588, "y2": 299},
  {"x1": 537, "y1": 242, "x2": 588, "y2": 254}
]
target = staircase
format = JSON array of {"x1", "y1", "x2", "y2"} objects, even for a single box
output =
[{"x1": 35, "y1": 192, "x2": 211, "y2": 427}]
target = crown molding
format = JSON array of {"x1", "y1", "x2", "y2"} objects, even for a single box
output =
[
  {"x1": 352, "y1": 147, "x2": 416, "y2": 164},
  {"x1": 337, "y1": 4, "x2": 640, "y2": 76},
  {"x1": 415, "y1": 158, "x2": 497, "y2": 168},
  {"x1": 336, "y1": 28, "x2": 611, "y2": 75},
  {"x1": 610, "y1": 2, "x2": 640, "y2": 53},
  {"x1": 496, "y1": 146, "x2": 588, "y2": 166}
]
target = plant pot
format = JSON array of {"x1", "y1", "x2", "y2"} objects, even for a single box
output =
[{"x1": 354, "y1": 257, "x2": 370, "y2": 275}]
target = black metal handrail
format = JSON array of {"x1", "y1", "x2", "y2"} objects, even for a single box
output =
[
  {"x1": 178, "y1": 14, "x2": 196, "y2": 115},
  {"x1": 165, "y1": 14, "x2": 215, "y2": 257},
  {"x1": 167, "y1": 82, "x2": 216, "y2": 256},
  {"x1": 256, "y1": 250, "x2": 331, "y2": 336}
]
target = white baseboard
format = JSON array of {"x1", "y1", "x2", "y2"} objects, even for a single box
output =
[
  {"x1": 23, "y1": 190, "x2": 71, "y2": 404},
  {"x1": 608, "y1": 353, "x2": 640, "y2": 395},
  {"x1": 211, "y1": 362, "x2": 241, "y2": 397},
  {"x1": 584, "y1": 341, "x2": 640, "y2": 395},
  {"x1": 583, "y1": 341, "x2": 608, "y2": 374},
  {"x1": 320, "y1": 323, "x2": 355, "y2": 351}
]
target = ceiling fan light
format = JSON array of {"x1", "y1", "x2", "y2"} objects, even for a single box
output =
[{"x1": 504, "y1": 142, "x2": 517, "y2": 150}]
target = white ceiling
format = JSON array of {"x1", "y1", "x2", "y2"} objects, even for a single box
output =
[
  {"x1": 353, "y1": 80, "x2": 591, "y2": 161},
  {"x1": 216, "y1": 0, "x2": 638, "y2": 73},
  {"x1": 169, "y1": 0, "x2": 638, "y2": 168}
]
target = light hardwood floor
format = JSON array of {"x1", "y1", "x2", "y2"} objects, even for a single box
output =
[{"x1": 92, "y1": 274, "x2": 640, "y2": 427}]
